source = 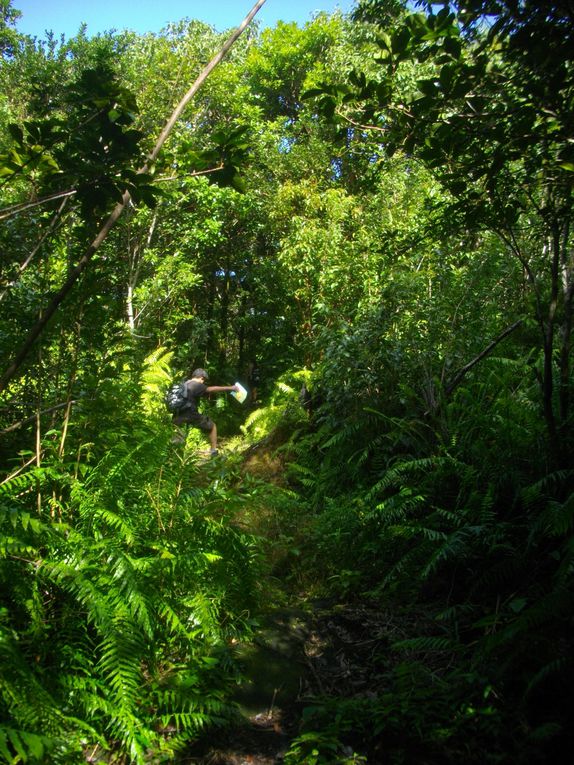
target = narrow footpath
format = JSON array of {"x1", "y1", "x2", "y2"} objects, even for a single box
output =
[{"x1": 179, "y1": 444, "x2": 412, "y2": 765}]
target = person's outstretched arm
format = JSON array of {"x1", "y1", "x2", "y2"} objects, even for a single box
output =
[{"x1": 206, "y1": 384, "x2": 238, "y2": 393}]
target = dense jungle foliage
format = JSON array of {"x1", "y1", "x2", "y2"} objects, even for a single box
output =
[{"x1": 1, "y1": 0, "x2": 573, "y2": 762}]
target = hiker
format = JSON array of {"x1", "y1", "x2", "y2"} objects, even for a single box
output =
[{"x1": 172, "y1": 368, "x2": 239, "y2": 455}]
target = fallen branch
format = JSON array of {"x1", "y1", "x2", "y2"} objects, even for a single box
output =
[
  {"x1": 1, "y1": 453, "x2": 40, "y2": 486},
  {"x1": 0, "y1": 189, "x2": 76, "y2": 221},
  {"x1": 0, "y1": 400, "x2": 79, "y2": 435},
  {"x1": 445, "y1": 319, "x2": 523, "y2": 396},
  {"x1": 0, "y1": 195, "x2": 71, "y2": 304}
]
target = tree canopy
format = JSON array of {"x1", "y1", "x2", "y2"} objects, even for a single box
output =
[{"x1": 1, "y1": 1, "x2": 573, "y2": 762}]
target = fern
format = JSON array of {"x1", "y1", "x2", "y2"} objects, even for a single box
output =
[
  {"x1": 140, "y1": 347, "x2": 175, "y2": 418},
  {"x1": 529, "y1": 492, "x2": 574, "y2": 540},
  {"x1": 525, "y1": 657, "x2": 571, "y2": 697},
  {"x1": 392, "y1": 635, "x2": 461, "y2": 654},
  {"x1": 0, "y1": 727, "x2": 58, "y2": 763},
  {"x1": 0, "y1": 614, "x2": 90, "y2": 761},
  {"x1": 0, "y1": 367, "x2": 261, "y2": 764}
]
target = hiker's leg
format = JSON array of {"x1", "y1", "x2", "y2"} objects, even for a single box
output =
[
  {"x1": 171, "y1": 426, "x2": 186, "y2": 444},
  {"x1": 171, "y1": 415, "x2": 187, "y2": 444},
  {"x1": 209, "y1": 423, "x2": 217, "y2": 450},
  {"x1": 192, "y1": 415, "x2": 216, "y2": 453}
]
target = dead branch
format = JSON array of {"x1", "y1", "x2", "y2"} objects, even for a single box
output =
[
  {"x1": 445, "y1": 319, "x2": 523, "y2": 396},
  {"x1": 0, "y1": 195, "x2": 71, "y2": 304},
  {"x1": 0, "y1": 400, "x2": 79, "y2": 435},
  {"x1": 0, "y1": 189, "x2": 76, "y2": 221}
]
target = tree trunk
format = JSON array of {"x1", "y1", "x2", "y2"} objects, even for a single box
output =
[
  {"x1": 544, "y1": 226, "x2": 562, "y2": 446},
  {"x1": 558, "y1": 218, "x2": 573, "y2": 429},
  {"x1": 127, "y1": 212, "x2": 158, "y2": 331}
]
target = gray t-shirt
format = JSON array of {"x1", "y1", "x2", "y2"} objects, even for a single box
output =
[{"x1": 185, "y1": 380, "x2": 208, "y2": 414}]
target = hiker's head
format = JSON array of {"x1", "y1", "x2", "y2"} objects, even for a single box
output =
[{"x1": 192, "y1": 368, "x2": 209, "y2": 382}]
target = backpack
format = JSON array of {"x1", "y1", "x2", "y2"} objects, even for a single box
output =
[{"x1": 164, "y1": 380, "x2": 189, "y2": 413}]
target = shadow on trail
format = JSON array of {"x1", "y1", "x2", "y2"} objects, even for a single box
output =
[
  {"x1": 177, "y1": 442, "x2": 381, "y2": 764},
  {"x1": 185, "y1": 608, "x2": 313, "y2": 764}
]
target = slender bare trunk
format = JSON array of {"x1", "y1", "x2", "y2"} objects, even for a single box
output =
[
  {"x1": 58, "y1": 368, "x2": 79, "y2": 459},
  {"x1": 127, "y1": 212, "x2": 158, "y2": 330},
  {"x1": 558, "y1": 219, "x2": 573, "y2": 427},
  {"x1": 445, "y1": 319, "x2": 523, "y2": 397},
  {"x1": 543, "y1": 228, "x2": 560, "y2": 448},
  {"x1": 0, "y1": 196, "x2": 70, "y2": 304},
  {"x1": 35, "y1": 408, "x2": 41, "y2": 514}
]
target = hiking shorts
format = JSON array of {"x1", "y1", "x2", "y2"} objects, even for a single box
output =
[{"x1": 173, "y1": 411, "x2": 214, "y2": 433}]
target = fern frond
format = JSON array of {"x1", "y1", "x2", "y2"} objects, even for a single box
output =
[
  {"x1": 555, "y1": 535, "x2": 574, "y2": 586},
  {"x1": 140, "y1": 347, "x2": 175, "y2": 418},
  {"x1": 0, "y1": 534, "x2": 39, "y2": 559},
  {"x1": 485, "y1": 586, "x2": 573, "y2": 649},
  {"x1": 39, "y1": 557, "x2": 110, "y2": 626},
  {"x1": 392, "y1": 635, "x2": 460, "y2": 653},
  {"x1": 469, "y1": 551, "x2": 523, "y2": 595},
  {"x1": 321, "y1": 421, "x2": 362, "y2": 450},
  {"x1": 0, "y1": 470, "x2": 40, "y2": 497},
  {"x1": 421, "y1": 529, "x2": 472, "y2": 578},
  {"x1": 157, "y1": 601, "x2": 197, "y2": 640},
  {"x1": 525, "y1": 657, "x2": 571, "y2": 696},
  {"x1": 91, "y1": 505, "x2": 139, "y2": 544},
  {"x1": 530, "y1": 494, "x2": 574, "y2": 540},
  {"x1": 520, "y1": 470, "x2": 573, "y2": 512},
  {"x1": 372, "y1": 489, "x2": 426, "y2": 521},
  {"x1": 0, "y1": 620, "x2": 89, "y2": 759},
  {"x1": 380, "y1": 545, "x2": 427, "y2": 589},
  {"x1": 98, "y1": 628, "x2": 146, "y2": 704},
  {"x1": 0, "y1": 726, "x2": 58, "y2": 763},
  {"x1": 366, "y1": 456, "x2": 452, "y2": 500},
  {"x1": 184, "y1": 593, "x2": 222, "y2": 642}
]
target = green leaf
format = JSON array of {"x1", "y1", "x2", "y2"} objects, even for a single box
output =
[
  {"x1": 439, "y1": 64, "x2": 455, "y2": 92},
  {"x1": 7, "y1": 729, "x2": 27, "y2": 760},
  {"x1": 0, "y1": 732, "x2": 12, "y2": 762},
  {"x1": 8, "y1": 123, "x2": 24, "y2": 144},
  {"x1": 301, "y1": 87, "x2": 326, "y2": 100},
  {"x1": 230, "y1": 172, "x2": 247, "y2": 193},
  {"x1": 392, "y1": 27, "x2": 411, "y2": 56},
  {"x1": 376, "y1": 32, "x2": 392, "y2": 52},
  {"x1": 418, "y1": 79, "x2": 438, "y2": 97},
  {"x1": 443, "y1": 35, "x2": 462, "y2": 59},
  {"x1": 509, "y1": 597, "x2": 527, "y2": 613}
]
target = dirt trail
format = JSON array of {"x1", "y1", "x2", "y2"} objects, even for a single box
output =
[
  {"x1": 182, "y1": 443, "x2": 312, "y2": 763},
  {"x1": 179, "y1": 442, "x2": 398, "y2": 764},
  {"x1": 186, "y1": 609, "x2": 312, "y2": 764}
]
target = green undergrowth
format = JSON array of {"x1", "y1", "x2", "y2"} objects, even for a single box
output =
[
  {"x1": 231, "y1": 371, "x2": 574, "y2": 765},
  {"x1": 0, "y1": 415, "x2": 270, "y2": 764},
  {"x1": 2, "y1": 357, "x2": 572, "y2": 764}
]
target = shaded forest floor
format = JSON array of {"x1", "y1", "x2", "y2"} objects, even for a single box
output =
[
  {"x1": 181, "y1": 441, "x2": 435, "y2": 765},
  {"x1": 185, "y1": 604, "x2": 420, "y2": 765},
  {"x1": 181, "y1": 446, "x2": 348, "y2": 765},
  {"x1": 172, "y1": 422, "x2": 574, "y2": 765}
]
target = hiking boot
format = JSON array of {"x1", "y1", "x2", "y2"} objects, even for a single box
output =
[{"x1": 210, "y1": 449, "x2": 218, "y2": 457}]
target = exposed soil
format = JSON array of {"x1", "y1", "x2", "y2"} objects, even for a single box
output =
[
  {"x1": 182, "y1": 598, "x2": 435, "y2": 764},
  {"x1": 180, "y1": 441, "x2": 429, "y2": 764}
]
